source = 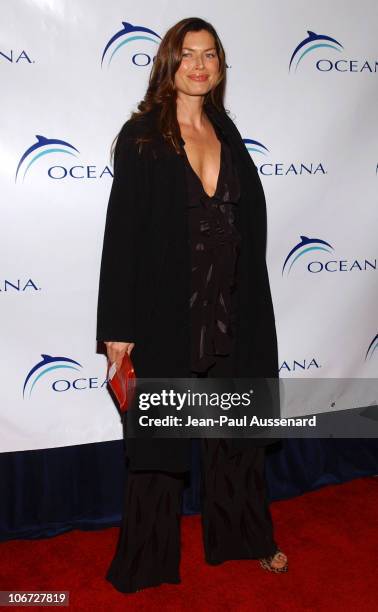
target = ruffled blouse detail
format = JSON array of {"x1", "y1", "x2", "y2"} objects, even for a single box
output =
[{"x1": 182, "y1": 129, "x2": 242, "y2": 372}]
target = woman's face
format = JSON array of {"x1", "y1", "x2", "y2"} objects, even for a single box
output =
[{"x1": 174, "y1": 29, "x2": 220, "y2": 98}]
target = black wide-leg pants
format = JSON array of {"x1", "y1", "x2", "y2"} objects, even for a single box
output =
[{"x1": 106, "y1": 355, "x2": 277, "y2": 593}]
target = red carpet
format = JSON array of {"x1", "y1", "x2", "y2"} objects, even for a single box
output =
[{"x1": 1, "y1": 477, "x2": 378, "y2": 611}]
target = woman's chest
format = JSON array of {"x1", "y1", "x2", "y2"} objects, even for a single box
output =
[
  {"x1": 141, "y1": 135, "x2": 253, "y2": 242},
  {"x1": 182, "y1": 135, "x2": 221, "y2": 199}
]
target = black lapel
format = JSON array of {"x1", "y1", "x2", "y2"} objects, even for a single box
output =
[{"x1": 205, "y1": 103, "x2": 233, "y2": 140}]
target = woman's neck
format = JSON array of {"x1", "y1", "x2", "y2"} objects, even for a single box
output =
[{"x1": 176, "y1": 94, "x2": 207, "y2": 131}]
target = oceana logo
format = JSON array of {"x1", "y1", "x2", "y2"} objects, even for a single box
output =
[
  {"x1": 282, "y1": 236, "x2": 377, "y2": 275},
  {"x1": 0, "y1": 49, "x2": 33, "y2": 64},
  {"x1": 0, "y1": 278, "x2": 40, "y2": 292},
  {"x1": 15, "y1": 135, "x2": 112, "y2": 182},
  {"x1": 365, "y1": 334, "x2": 378, "y2": 361},
  {"x1": 23, "y1": 354, "x2": 107, "y2": 398},
  {"x1": 279, "y1": 357, "x2": 321, "y2": 374},
  {"x1": 243, "y1": 138, "x2": 326, "y2": 176},
  {"x1": 289, "y1": 30, "x2": 377, "y2": 73},
  {"x1": 101, "y1": 21, "x2": 161, "y2": 68}
]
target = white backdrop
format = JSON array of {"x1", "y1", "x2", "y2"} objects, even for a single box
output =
[{"x1": 1, "y1": 0, "x2": 377, "y2": 452}]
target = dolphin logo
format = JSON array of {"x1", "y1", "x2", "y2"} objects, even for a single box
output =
[
  {"x1": 243, "y1": 139, "x2": 269, "y2": 156},
  {"x1": 289, "y1": 30, "x2": 344, "y2": 72},
  {"x1": 23, "y1": 354, "x2": 82, "y2": 398},
  {"x1": 101, "y1": 21, "x2": 161, "y2": 67},
  {"x1": 282, "y1": 235, "x2": 334, "y2": 275},
  {"x1": 365, "y1": 334, "x2": 378, "y2": 361},
  {"x1": 15, "y1": 135, "x2": 79, "y2": 182}
]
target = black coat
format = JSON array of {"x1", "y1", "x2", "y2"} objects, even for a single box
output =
[{"x1": 96, "y1": 102, "x2": 279, "y2": 472}]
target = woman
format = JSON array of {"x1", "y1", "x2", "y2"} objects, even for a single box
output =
[{"x1": 97, "y1": 17, "x2": 288, "y2": 593}]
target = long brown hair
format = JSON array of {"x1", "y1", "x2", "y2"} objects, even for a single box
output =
[{"x1": 112, "y1": 17, "x2": 227, "y2": 159}]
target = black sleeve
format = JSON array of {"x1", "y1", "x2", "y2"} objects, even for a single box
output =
[{"x1": 96, "y1": 124, "x2": 146, "y2": 343}]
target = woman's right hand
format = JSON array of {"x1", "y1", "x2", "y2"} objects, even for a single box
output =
[{"x1": 104, "y1": 341, "x2": 135, "y2": 371}]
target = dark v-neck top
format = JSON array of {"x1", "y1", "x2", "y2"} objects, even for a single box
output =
[{"x1": 182, "y1": 125, "x2": 242, "y2": 373}]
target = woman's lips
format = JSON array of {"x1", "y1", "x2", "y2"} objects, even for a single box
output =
[{"x1": 188, "y1": 75, "x2": 209, "y2": 82}]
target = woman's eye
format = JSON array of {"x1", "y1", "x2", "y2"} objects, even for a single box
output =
[{"x1": 206, "y1": 53, "x2": 216, "y2": 58}]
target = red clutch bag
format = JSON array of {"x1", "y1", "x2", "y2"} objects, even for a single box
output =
[{"x1": 107, "y1": 352, "x2": 136, "y2": 413}]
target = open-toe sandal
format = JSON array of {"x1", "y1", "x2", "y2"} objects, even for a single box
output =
[{"x1": 259, "y1": 548, "x2": 288, "y2": 573}]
